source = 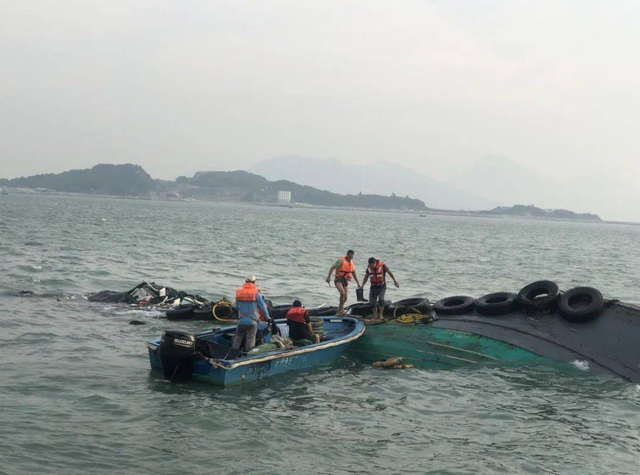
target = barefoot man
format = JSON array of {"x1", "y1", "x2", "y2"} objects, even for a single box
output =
[{"x1": 326, "y1": 250, "x2": 361, "y2": 315}]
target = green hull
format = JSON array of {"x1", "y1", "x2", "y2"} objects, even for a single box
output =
[{"x1": 348, "y1": 322, "x2": 550, "y2": 370}]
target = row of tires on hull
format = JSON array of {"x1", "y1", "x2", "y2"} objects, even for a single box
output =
[
  {"x1": 435, "y1": 281, "x2": 604, "y2": 322},
  {"x1": 349, "y1": 281, "x2": 605, "y2": 323}
]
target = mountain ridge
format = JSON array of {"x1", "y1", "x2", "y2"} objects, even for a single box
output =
[
  {"x1": 0, "y1": 163, "x2": 602, "y2": 220},
  {"x1": 0, "y1": 164, "x2": 428, "y2": 211},
  {"x1": 249, "y1": 155, "x2": 496, "y2": 210}
]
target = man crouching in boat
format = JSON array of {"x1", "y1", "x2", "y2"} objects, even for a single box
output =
[
  {"x1": 326, "y1": 250, "x2": 361, "y2": 316},
  {"x1": 286, "y1": 300, "x2": 321, "y2": 344},
  {"x1": 232, "y1": 276, "x2": 272, "y2": 353}
]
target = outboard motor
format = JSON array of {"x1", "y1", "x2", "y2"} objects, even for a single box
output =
[{"x1": 158, "y1": 329, "x2": 198, "y2": 381}]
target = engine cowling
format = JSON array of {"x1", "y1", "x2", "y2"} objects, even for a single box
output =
[{"x1": 158, "y1": 329, "x2": 197, "y2": 381}]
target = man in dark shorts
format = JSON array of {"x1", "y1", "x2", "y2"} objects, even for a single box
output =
[
  {"x1": 361, "y1": 257, "x2": 400, "y2": 319},
  {"x1": 326, "y1": 250, "x2": 361, "y2": 315},
  {"x1": 285, "y1": 300, "x2": 320, "y2": 343}
]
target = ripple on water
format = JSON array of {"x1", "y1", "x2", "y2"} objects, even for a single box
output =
[{"x1": 1, "y1": 196, "x2": 640, "y2": 475}]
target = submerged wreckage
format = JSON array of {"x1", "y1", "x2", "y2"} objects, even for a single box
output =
[
  {"x1": 86, "y1": 281, "x2": 337, "y2": 322},
  {"x1": 350, "y1": 281, "x2": 640, "y2": 384},
  {"x1": 88, "y1": 280, "x2": 640, "y2": 383}
]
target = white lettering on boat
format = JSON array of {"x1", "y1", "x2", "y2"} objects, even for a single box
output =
[{"x1": 174, "y1": 339, "x2": 193, "y2": 347}]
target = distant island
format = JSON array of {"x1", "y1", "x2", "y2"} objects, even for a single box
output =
[
  {"x1": 0, "y1": 163, "x2": 602, "y2": 221},
  {"x1": 475, "y1": 204, "x2": 601, "y2": 222}
]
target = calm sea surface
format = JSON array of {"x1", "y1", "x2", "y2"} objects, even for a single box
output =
[{"x1": 1, "y1": 194, "x2": 639, "y2": 474}]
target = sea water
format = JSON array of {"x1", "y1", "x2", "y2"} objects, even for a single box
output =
[{"x1": 1, "y1": 194, "x2": 639, "y2": 474}]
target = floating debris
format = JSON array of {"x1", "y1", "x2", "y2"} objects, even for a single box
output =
[{"x1": 372, "y1": 357, "x2": 412, "y2": 370}]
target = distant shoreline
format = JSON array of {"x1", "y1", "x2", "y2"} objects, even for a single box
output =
[{"x1": 3, "y1": 188, "x2": 638, "y2": 226}]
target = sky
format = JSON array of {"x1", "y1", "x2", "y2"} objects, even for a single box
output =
[{"x1": 1, "y1": 0, "x2": 639, "y2": 220}]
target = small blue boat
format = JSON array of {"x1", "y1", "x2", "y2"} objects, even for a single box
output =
[{"x1": 146, "y1": 317, "x2": 365, "y2": 386}]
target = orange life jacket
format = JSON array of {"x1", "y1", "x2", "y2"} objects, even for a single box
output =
[
  {"x1": 369, "y1": 260, "x2": 385, "y2": 286},
  {"x1": 336, "y1": 256, "x2": 355, "y2": 280},
  {"x1": 286, "y1": 307, "x2": 308, "y2": 324},
  {"x1": 236, "y1": 282, "x2": 259, "y2": 302}
]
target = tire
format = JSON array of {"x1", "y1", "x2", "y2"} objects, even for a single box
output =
[
  {"x1": 388, "y1": 298, "x2": 430, "y2": 316},
  {"x1": 517, "y1": 280, "x2": 560, "y2": 311},
  {"x1": 474, "y1": 292, "x2": 517, "y2": 316},
  {"x1": 193, "y1": 305, "x2": 214, "y2": 321},
  {"x1": 348, "y1": 303, "x2": 375, "y2": 316},
  {"x1": 307, "y1": 306, "x2": 339, "y2": 317},
  {"x1": 310, "y1": 316, "x2": 325, "y2": 334},
  {"x1": 268, "y1": 304, "x2": 292, "y2": 319},
  {"x1": 434, "y1": 296, "x2": 475, "y2": 316},
  {"x1": 558, "y1": 287, "x2": 603, "y2": 322},
  {"x1": 212, "y1": 302, "x2": 238, "y2": 320},
  {"x1": 166, "y1": 304, "x2": 195, "y2": 321}
]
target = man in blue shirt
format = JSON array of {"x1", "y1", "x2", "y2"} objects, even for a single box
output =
[{"x1": 232, "y1": 276, "x2": 272, "y2": 352}]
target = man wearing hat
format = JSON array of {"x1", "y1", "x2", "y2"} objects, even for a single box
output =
[{"x1": 232, "y1": 276, "x2": 272, "y2": 352}]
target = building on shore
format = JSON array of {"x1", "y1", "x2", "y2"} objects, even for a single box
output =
[{"x1": 277, "y1": 190, "x2": 292, "y2": 205}]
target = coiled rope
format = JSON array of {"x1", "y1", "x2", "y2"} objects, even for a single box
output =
[
  {"x1": 394, "y1": 306, "x2": 423, "y2": 324},
  {"x1": 212, "y1": 299, "x2": 238, "y2": 322}
]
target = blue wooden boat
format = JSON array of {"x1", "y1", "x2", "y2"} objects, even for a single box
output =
[{"x1": 146, "y1": 316, "x2": 365, "y2": 386}]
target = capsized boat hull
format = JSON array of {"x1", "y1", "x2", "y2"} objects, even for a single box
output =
[
  {"x1": 348, "y1": 302, "x2": 640, "y2": 382},
  {"x1": 348, "y1": 323, "x2": 551, "y2": 370},
  {"x1": 148, "y1": 317, "x2": 365, "y2": 386}
]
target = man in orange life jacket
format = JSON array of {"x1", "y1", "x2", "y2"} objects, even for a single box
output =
[
  {"x1": 326, "y1": 250, "x2": 361, "y2": 315},
  {"x1": 361, "y1": 257, "x2": 400, "y2": 319},
  {"x1": 285, "y1": 300, "x2": 320, "y2": 343},
  {"x1": 232, "y1": 276, "x2": 272, "y2": 352}
]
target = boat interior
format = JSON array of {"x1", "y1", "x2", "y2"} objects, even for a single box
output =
[{"x1": 183, "y1": 317, "x2": 358, "y2": 362}]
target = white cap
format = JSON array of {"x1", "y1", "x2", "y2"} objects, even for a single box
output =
[{"x1": 245, "y1": 275, "x2": 256, "y2": 283}]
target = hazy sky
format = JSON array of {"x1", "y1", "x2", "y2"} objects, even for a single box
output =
[{"x1": 1, "y1": 1, "x2": 639, "y2": 220}]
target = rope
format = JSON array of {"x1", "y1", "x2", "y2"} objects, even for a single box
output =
[
  {"x1": 212, "y1": 299, "x2": 238, "y2": 322},
  {"x1": 394, "y1": 306, "x2": 423, "y2": 324}
]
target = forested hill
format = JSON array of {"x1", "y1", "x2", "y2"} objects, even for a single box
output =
[
  {"x1": 0, "y1": 164, "x2": 158, "y2": 196},
  {"x1": 1, "y1": 164, "x2": 428, "y2": 211},
  {"x1": 1, "y1": 165, "x2": 603, "y2": 218},
  {"x1": 479, "y1": 205, "x2": 601, "y2": 221},
  {"x1": 176, "y1": 170, "x2": 427, "y2": 210}
]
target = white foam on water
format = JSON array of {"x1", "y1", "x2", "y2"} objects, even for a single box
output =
[{"x1": 571, "y1": 360, "x2": 590, "y2": 372}]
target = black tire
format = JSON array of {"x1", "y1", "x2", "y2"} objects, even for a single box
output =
[
  {"x1": 212, "y1": 302, "x2": 238, "y2": 320},
  {"x1": 434, "y1": 296, "x2": 475, "y2": 316},
  {"x1": 388, "y1": 298, "x2": 430, "y2": 316},
  {"x1": 268, "y1": 304, "x2": 292, "y2": 319},
  {"x1": 474, "y1": 292, "x2": 517, "y2": 316},
  {"x1": 165, "y1": 304, "x2": 196, "y2": 321},
  {"x1": 192, "y1": 305, "x2": 214, "y2": 321},
  {"x1": 517, "y1": 280, "x2": 560, "y2": 311},
  {"x1": 558, "y1": 287, "x2": 603, "y2": 322},
  {"x1": 307, "y1": 306, "x2": 339, "y2": 317},
  {"x1": 348, "y1": 303, "x2": 376, "y2": 316}
]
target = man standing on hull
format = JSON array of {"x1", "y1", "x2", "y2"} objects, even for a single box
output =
[
  {"x1": 232, "y1": 276, "x2": 272, "y2": 353},
  {"x1": 326, "y1": 250, "x2": 361, "y2": 316},
  {"x1": 361, "y1": 257, "x2": 400, "y2": 320}
]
